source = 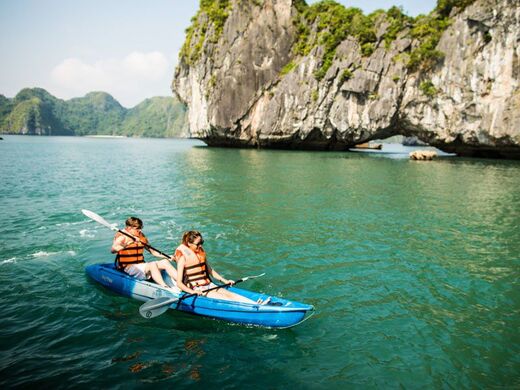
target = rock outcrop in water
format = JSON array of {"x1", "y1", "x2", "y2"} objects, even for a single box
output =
[{"x1": 173, "y1": 0, "x2": 520, "y2": 159}]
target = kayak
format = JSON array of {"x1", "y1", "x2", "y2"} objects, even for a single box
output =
[{"x1": 85, "y1": 263, "x2": 314, "y2": 328}]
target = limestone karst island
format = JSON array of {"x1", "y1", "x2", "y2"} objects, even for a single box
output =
[{"x1": 174, "y1": 0, "x2": 519, "y2": 159}]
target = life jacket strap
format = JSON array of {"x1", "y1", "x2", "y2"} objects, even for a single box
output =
[{"x1": 184, "y1": 263, "x2": 206, "y2": 270}]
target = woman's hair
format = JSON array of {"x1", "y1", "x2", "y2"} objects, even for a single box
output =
[
  {"x1": 182, "y1": 230, "x2": 202, "y2": 245},
  {"x1": 125, "y1": 217, "x2": 143, "y2": 229}
]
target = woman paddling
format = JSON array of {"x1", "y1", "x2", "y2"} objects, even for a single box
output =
[{"x1": 175, "y1": 231, "x2": 270, "y2": 304}]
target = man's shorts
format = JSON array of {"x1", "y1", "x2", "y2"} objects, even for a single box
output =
[{"x1": 124, "y1": 263, "x2": 149, "y2": 280}]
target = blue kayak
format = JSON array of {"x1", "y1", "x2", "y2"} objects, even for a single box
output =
[{"x1": 86, "y1": 263, "x2": 314, "y2": 328}]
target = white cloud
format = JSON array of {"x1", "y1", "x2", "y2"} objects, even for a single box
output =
[
  {"x1": 50, "y1": 51, "x2": 172, "y2": 107},
  {"x1": 122, "y1": 52, "x2": 169, "y2": 80}
]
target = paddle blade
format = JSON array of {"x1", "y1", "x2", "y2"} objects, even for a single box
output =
[
  {"x1": 82, "y1": 209, "x2": 117, "y2": 231},
  {"x1": 239, "y1": 272, "x2": 266, "y2": 282},
  {"x1": 139, "y1": 296, "x2": 179, "y2": 319}
]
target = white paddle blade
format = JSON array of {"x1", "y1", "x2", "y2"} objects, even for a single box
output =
[
  {"x1": 139, "y1": 296, "x2": 179, "y2": 319},
  {"x1": 242, "y1": 272, "x2": 266, "y2": 281},
  {"x1": 82, "y1": 209, "x2": 118, "y2": 231}
]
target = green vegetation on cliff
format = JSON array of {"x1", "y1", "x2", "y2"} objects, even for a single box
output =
[
  {"x1": 380, "y1": 7, "x2": 414, "y2": 48},
  {"x1": 293, "y1": 1, "x2": 378, "y2": 80},
  {"x1": 289, "y1": 0, "x2": 476, "y2": 79},
  {"x1": 419, "y1": 80, "x2": 438, "y2": 97},
  {"x1": 405, "y1": 0, "x2": 476, "y2": 71},
  {"x1": 0, "y1": 88, "x2": 187, "y2": 137},
  {"x1": 180, "y1": 0, "x2": 478, "y2": 79},
  {"x1": 180, "y1": 0, "x2": 232, "y2": 65},
  {"x1": 436, "y1": 0, "x2": 476, "y2": 17}
]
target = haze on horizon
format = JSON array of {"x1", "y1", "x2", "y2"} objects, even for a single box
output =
[{"x1": 0, "y1": 0, "x2": 436, "y2": 108}]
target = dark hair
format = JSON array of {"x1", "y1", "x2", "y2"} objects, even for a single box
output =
[
  {"x1": 125, "y1": 217, "x2": 143, "y2": 229},
  {"x1": 182, "y1": 230, "x2": 202, "y2": 246}
]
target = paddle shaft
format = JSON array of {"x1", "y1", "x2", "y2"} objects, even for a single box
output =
[
  {"x1": 82, "y1": 209, "x2": 173, "y2": 260},
  {"x1": 116, "y1": 228, "x2": 172, "y2": 260},
  {"x1": 172, "y1": 274, "x2": 265, "y2": 304}
]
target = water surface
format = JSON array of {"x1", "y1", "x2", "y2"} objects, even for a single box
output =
[{"x1": 0, "y1": 135, "x2": 519, "y2": 388}]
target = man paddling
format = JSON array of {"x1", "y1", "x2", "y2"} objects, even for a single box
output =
[{"x1": 111, "y1": 216, "x2": 177, "y2": 289}]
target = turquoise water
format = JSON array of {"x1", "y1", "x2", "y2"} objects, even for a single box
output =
[{"x1": 0, "y1": 135, "x2": 519, "y2": 388}]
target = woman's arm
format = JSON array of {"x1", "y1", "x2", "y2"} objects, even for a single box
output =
[{"x1": 176, "y1": 256, "x2": 202, "y2": 295}]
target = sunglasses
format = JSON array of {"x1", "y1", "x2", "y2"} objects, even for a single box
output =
[{"x1": 191, "y1": 239, "x2": 204, "y2": 246}]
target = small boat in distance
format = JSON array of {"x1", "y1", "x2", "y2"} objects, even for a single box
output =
[
  {"x1": 84, "y1": 135, "x2": 127, "y2": 139},
  {"x1": 353, "y1": 142, "x2": 382, "y2": 150}
]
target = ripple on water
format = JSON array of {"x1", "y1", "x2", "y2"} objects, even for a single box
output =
[{"x1": 0, "y1": 257, "x2": 17, "y2": 265}]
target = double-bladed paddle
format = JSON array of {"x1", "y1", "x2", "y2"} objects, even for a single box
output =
[
  {"x1": 82, "y1": 209, "x2": 266, "y2": 319},
  {"x1": 81, "y1": 209, "x2": 172, "y2": 260},
  {"x1": 139, "y1": 272, "x2": 266, "y2": 319}
]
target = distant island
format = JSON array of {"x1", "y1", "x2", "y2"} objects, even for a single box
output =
[{"x1": 0, "y1": 88, "x2": 188, "y2": 138}]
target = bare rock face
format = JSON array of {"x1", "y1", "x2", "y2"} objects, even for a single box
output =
[
  {"x1": 400, "y1": 0, "x2": 520, "y2": 158},
  {"x1": 173, "y1": 0, "x2": 520, "y2": 159}
]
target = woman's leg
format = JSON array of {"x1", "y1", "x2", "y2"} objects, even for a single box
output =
[{"x1": 204, "y1": 288, "x2": 256, "y2": 304}]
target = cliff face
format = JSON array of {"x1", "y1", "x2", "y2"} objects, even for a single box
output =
[{"x1": 173, "y1": 0, "x2": 520, "y2": 159}]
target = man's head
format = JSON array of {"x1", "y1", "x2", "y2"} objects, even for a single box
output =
[{"x1": 125, "y1": 217, "x2": 143, "y2": 230}]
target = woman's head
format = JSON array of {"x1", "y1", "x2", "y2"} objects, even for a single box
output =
[{"x1": 182, "y1": 230, "x2": 204, "y2": 247}]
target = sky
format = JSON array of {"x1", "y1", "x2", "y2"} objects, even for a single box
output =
[{"x1": 0, "y1": 0, "x2": 436, "y2": 108}]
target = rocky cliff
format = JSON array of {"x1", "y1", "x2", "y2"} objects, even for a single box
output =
[{"x1": 173, "y1": 0, "x2": 520, "y2": 159}]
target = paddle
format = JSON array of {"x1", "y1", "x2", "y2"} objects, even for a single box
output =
[
  {"x1": 81, "y1": 209, "x2": 172, "y2": 260},
  {"x1": 139, "y1": 272, "x2": 266, "y2": 319}
]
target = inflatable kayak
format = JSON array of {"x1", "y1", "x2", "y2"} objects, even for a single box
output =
[{"x1": 86, "y1": 263, "x2": 314, "y2": 328}]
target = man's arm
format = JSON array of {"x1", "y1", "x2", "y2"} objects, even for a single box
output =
[{"x1": 111, "y1": 235, "x2": 129, "y2": 253}]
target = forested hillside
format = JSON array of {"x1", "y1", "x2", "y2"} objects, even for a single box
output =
[{"x1": 0, "y1": 88, "x2": 188, "y2": 137}]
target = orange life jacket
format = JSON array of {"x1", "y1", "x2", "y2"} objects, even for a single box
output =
[
  {"x1": 115, "y1": 231, "x2": 149, "y2": 270},
  {"x1": 175, "y1": 244, "x2": 210, "y2": 288}
]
